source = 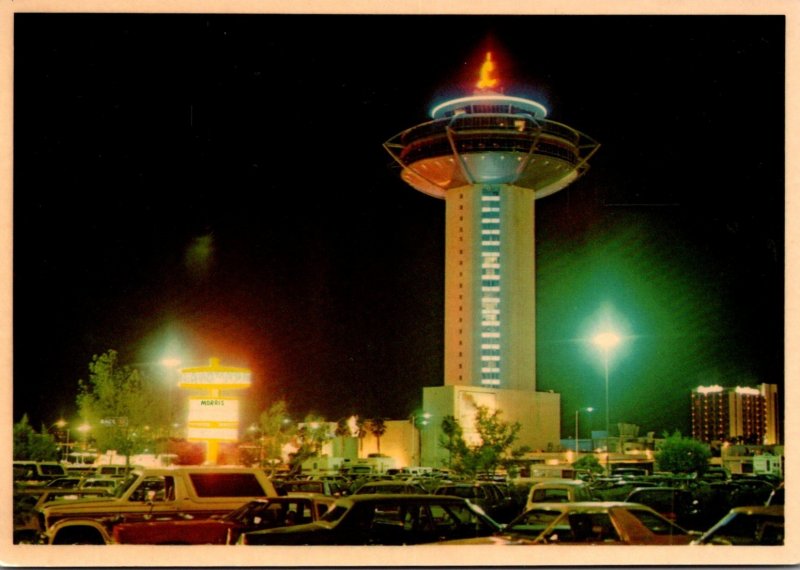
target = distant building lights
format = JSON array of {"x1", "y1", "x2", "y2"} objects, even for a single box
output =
[
  {"x1": 735, "y1": 386, "x2": 760, "y2": 396},
  {"x1": 697, "y1": 385, "x2": 724, "y2": 394}
]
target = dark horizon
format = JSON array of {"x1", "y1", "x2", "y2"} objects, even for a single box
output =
[{"x1": 13, "y1": 14, "x2": 785, "y2": 439}]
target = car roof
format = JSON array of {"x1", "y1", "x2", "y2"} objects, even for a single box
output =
[
  {"x1": 727, "y1": 505, "x2": 784, "y2": 516},
  {"x1": 284, "y1": 492, "x2": 336, "y2": 501},
  {"x1": 627, "y1": 486, "x2": 687, "y2": 494},
  {"x1": 531, "y1": 479, "x2": 587, "y2": 487},
  {"x1": 335, "y1": 494, "x2": 467, "y2": 505},
  {"x1": 523, "y1": 501, "x2": 655, "y2": 511},
  {"x1": 246, "y1": 495, "x2": 328, "y2": 503}
]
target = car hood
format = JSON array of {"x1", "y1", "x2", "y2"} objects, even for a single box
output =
[
  {"x1": 243, "y1": 522, "x2": 329, "y2": 545},
  {"x1": 435, "y1": 534, "x2": 534, "y2": 546},
  {"x1": 40, "y1": 497, "x2": 119, "y2": 513},
  {"x1": 247, "y1": 521, "x2": 327, "y2": 536}
]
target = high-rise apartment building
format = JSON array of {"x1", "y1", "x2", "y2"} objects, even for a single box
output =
[{"x1": 691, "y1": 384, "x2": 779, "y2": 444}]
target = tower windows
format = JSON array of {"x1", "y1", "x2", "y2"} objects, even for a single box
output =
[{"x1": 478, "y1": 186, "x2": 503, "y2": 387}]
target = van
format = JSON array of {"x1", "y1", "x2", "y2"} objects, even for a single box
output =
[
  {"x1": 94, "y1": 464, "x2": 134, "y2": 478},
  {"x1": 13, "y1": 461, "x2": 68, "y2": 484}
]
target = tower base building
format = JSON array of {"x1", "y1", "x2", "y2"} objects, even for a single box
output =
[{"x1": 421, "y1": 385, "x2": 561, "y2": 468}]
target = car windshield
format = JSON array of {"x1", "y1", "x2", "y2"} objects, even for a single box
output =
[
  {"x1": 113, "y1": 472, "x2": 140, "y2": 498},
  {"x1": 320, "y1": 505, "x2": 348, "y2": 523},
  {"x1": 707, "y1": 513, "x2": 784, "y2": 545},
  {"x1": 358, "y1": 485, "x2": 405, "y2": 494},
  {"x1": 505, "y1": 509, "x2": 562, "y2": 537},
  {"x1": 437, "y1": 487, "x2": 476, "y2": 499},
  {"x1": 39, "y1": 464, "x2": 66, "y2": 475},
  {"x1": 625, "y1": 508, "x2": 688, "y2": 535}
]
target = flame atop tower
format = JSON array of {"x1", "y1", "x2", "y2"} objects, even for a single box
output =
[{"x1": 476, "y1": 51, "x2": 499, "y2": 91}]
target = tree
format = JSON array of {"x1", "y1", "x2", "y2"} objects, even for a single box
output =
[
  {"x1": 367, "y1": 417, "x2": 387, "y2": 454},
  {"x1": 439, "y1": 415, "x2": 467, "y2": 471},
  {"x1": 13, "y1": 415, "x2": 59, "y2": 461},
  {"x1": 76, "y1": 350, "x2": 165, "y2": 468},
  {"x1": 355, "y1": 416, "x2": 368, "y2": 454},
  {"x1": 572, "y1": 454, "x2": 604, "y2": 475},
  {"x1": 288, "y1": 414, "x2": 332, "y2": 474},
  {"x1": 438, "y1": 406, "x2": 529, "y2": 478},
  {"x1": 334, "y1": 417, "x2": 351, "y2": 439},
  {"x1": 257, "y1": 400, "x2": 296, "y2": 472},
  {"x1": 473, "y1": 406, "x2": 530, "y2": 476},
  {"x1": 655, "y1": 430, "x2": 712, "y2": 475}
]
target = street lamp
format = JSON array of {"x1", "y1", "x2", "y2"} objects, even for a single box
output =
[
  {"x1": 161, "y1": 358, "x2": 182, "y2": 439},
  {"x1": 592, "y1": 331, "x2": 620, "y2": 473},
  {"x1": 53, "y1": 419, "x2": 69, "y2": 462},
  {"x1": 248, "y1": 423, "x2": 264, "y2": 467},
  {"x1": 574, "y1": 407, "x2": 594, "y2": 457},
  {"x1": 411, "y1": 412, "x2": 432, "y2": 467},
  {"x1": 77, "y1": 423, "x2": 92, "y2": 451}
]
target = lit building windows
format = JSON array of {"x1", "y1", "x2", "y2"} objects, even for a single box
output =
[{"x1": 476, "y1": 188, "x2": 503, "y2": 386}]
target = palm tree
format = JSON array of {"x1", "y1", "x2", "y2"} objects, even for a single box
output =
[
  {"x1": 368, "y1": 417, "x2": 387, "y2": 455},
  {"x1": 355, "y1": 417, "x2": 368, "y2": 455},
  {"x1": 334, "y1": 418, "x2": 351, "y2": 439}
]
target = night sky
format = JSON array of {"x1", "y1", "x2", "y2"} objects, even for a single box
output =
[{"x1": 13, "y1": 14, "x2": 785, "y2": 438}]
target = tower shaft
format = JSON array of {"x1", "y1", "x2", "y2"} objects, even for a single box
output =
[{"x1": 444, "y1": 184, "x2": 536, "y2": 391}]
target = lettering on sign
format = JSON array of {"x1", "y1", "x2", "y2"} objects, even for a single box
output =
[{"x1": 188, "y1": 397, "x2": 239, "y2": 424}]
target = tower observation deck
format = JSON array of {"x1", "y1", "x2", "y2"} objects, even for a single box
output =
[
  {"x1": 385, "y1": 92, "x2": 598, "y2": 200},
  {"x1": 385, "y1": 54, "x2": 599, "y2": 394}
]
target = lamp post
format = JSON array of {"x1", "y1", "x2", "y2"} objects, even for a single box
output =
[
  {"x1": 54, "y1": 419, "x2": 69, "y2": 462},
  {"x1": 161, "y1": 358, "x2": 182, "y2": 439},
  {"x1": 77, "y1": 423, "x2": 92, "y2": 451},
  {"x1": 248, "y1": 423, "x2": 264, "y2": 467},
  {"x1": 411, "y1": 412, "x2": 432, "y2": 467},
  {"x1": 574, "y1": 407, "x2": 594, "y2": 457},
  {"x1": 592, "y1": 331, "x2": 620, "y2": 474}
]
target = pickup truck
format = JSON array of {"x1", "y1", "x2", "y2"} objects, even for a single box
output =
[
  {"x1": 112, "y1": 493, "x2": 335, "y2": 544},
  {"x1": 36, "y1": 466, "x2": 277, "y2": 544},
  {"x1": 14, "y1": 487, "x2": 110, "y2": 544}
]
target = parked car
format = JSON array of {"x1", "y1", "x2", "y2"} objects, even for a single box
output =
[
  {"x1": 437, "y1": 502, "x2": 696, "y2": 545},
  {"x1": 14, "y1": 488, "x2": 110, "y2": 544},
  {"x1": 525, "y1": 479, "x2": 595, "y2": 510},
  {"x1": 434, "y1": 482, "x2": 518, "y2": 523},
  {"x1": 694, "y1": 480, "x2": 773, "y2": 529},
  {"x1": 611, "y1": 467, "x2": 649, "y2": 479},
  {"x1": 277, "y1": 479, "x2": 346, "y2": 497},
  {"x1": 692, "y1": 505, "x2": 784, "y2": 545},
  {"x1": 44, "y1": 477, "x2": 84, "y2": 489},
  {"x1": 113, "y1": 494, "x2": 336, "y2": 544},
  {"x1": 13, "y1": 461, "x2": 68, "y2": 485},
  {"x1": 353, "y1": 480, "x2": 429, "y2": 495},
  {"x1": 765, "y1": 482, "x2": 784, "y2": 506},
  {"x1": 78, "y1": 477, "x2": 119, "y2": 494},
  {"x1": 590, "y1": 478, "x2": 659, "y2": 501},
  {"x1": 624, "y1": 487, "x2": 704, "y2": 531},
  {"x1": 699, "y1": 466, "x2": 731, "y2": 482},
  {"x1": 239, "y1": 494, "x2": 502, "y2": 545},
  {"x1": 94, "y1": 465, "x2": 136, "y2": 479}
]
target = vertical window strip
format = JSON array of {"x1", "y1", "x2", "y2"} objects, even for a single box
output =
[{"x1": 479, "y1": 186, "x2": 501, "y2": 386}]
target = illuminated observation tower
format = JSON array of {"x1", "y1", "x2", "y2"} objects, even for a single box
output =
[{"x1": 385, "y1": 53, "x2": 599, "y2": 464}]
